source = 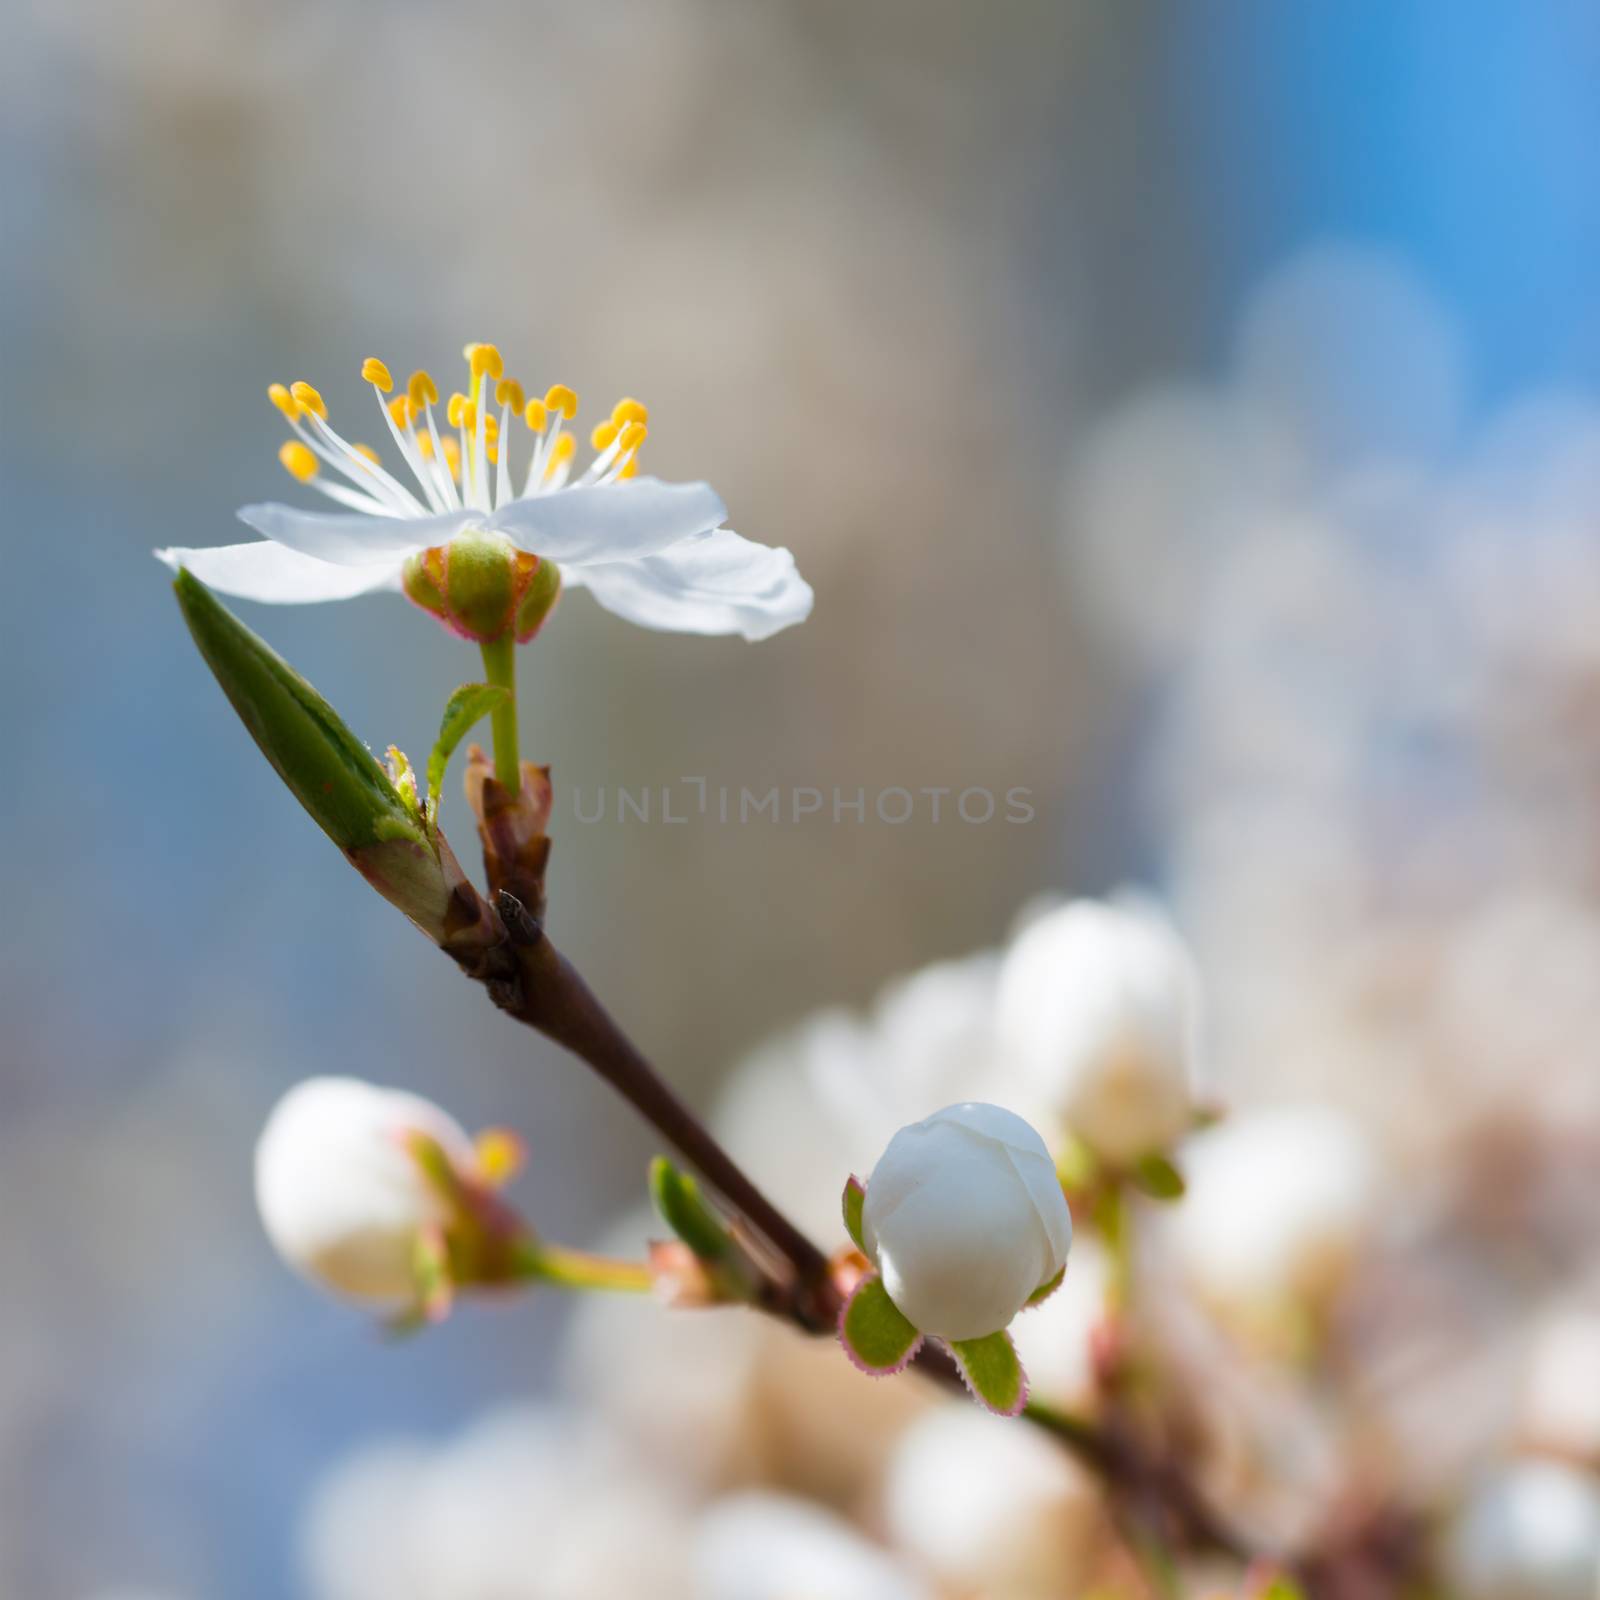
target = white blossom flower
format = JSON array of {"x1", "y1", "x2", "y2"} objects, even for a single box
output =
[
  {"x1": 693, "y1": 1492, "x2": 932, "y2": 1600},
  {"x1": 254, "y1": 1075, "x2": 481, "y2": 1305},
  {"x1": 1442, "y1": 1460, "x2": 1600, "y2": 1600},
  {"x1": 861, "y1": 1102, "x2": 1071, "y2": 1342},
  {"x1": 994, "y1": 896, "x2": 1201, "y2": 1166},
  {"x1": 883, "y1": 1405, "x2": 1106, "y2": 1599},
  {"x1": 1165, "y1": 1105, "x2": 1379, "y2": 1324},
  {"x1": 157, "y1": 346, "x2": 812, "y2": 642}
]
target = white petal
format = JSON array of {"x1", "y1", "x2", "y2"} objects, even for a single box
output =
[
  {"x1": 565, "y1": 528, "x2": 813, "y2": 642},
  {"x1": 156, "y1": 541, "x2": 402, "y2": 603},
  {"x1": 488, "y1": 476, "x2": 726, "y2": 563},
  {"x1": 236, "y1": 501, "x2": 481, "y2": 566}
]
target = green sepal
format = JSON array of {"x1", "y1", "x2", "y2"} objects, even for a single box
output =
[
  {"x1": 947, "y1": 1329, "x2": 1028, "y2": 1416},
  {"x1": 648, "y1": 1156, "x2": 731, "y2": 1262},
  {"x1": 839, "y1": 1274, "x2": 922, "y2": 1376},
  {"x1": 173, "y1": 569, "x2": 423, "y2": 853},
  {"x1": 1253, "y1": 1575, "x2": 1308, "y2": 1600},
  {"x1": 426, "y1": 682, "x2": 510, "y2": 820},
  {"x1": 841, "y1": 1175, "x2": 867, "y2": 1251},
  {"x1": 1130, "y1": 1151, "x2": 1186, "y2": 1201},
  {"x1": 1026, "y1": 1264, "x2": 1066, "y2": 1307}
]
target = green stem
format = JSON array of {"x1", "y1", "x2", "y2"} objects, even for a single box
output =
[
  {"x1": 512, "y1": 1241, "x2": 654, "y2": 1295},
  {"x1": 479, "y1": 635, "x2": 521, "y2": 798}
]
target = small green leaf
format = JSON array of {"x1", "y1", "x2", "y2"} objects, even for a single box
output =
[
  {"x1": 427, "y1": 682, "x2": 510, "y2": 818},
  {"x1": 648, "y1": 1157, "x2": 731, "y2": 1262},
  {"x1": 947, "y1": 1330, "x2": 1027, "y2": 1416},
  {"x1": 841, "y1": 1175, "x2": 867, "y2": 1251},
  {"x1": 1130, "y1": 1152, "x2": 1186, "y2": 1201},
  {"x1": 1026, "y1": 1264, "x2": 1066, "y2": 1307},
  {"x1": 839, "y1": 1275, "x2": 922, "y2": 1376}
]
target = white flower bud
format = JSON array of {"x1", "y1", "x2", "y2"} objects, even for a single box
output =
[
  {"x1": 862, "y1": 1103, "x2": 1071, "y2": 1341},
  {"x1": 254, "y1": 1076, "x2": 476, "y2": 1304},
  {"x1": 1166, "y1": 1106, "x2": 1379, "y2": 1325},
  {"x1": 995, "y1": 897, "x2": 1200, "y2": 1165},
  {"x1": 884, "y1": 1406, "x2": 1106, "y2": 1597},
  {"x1": 1442, "y1": 1461, "x2": 1600, "y2": 1600}
]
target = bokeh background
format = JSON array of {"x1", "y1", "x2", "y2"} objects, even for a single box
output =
[{"x1": 8, "y1": 1, "x2": 1600, "y2": 1595}]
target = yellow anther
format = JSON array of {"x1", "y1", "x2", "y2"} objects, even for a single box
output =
[
  {"x1": 618, "y1": 420, "x2": 648, "y2": 453},
  {"x1": 524, "y1": 398, "x2": 549, "y2": 433},
  {"x1": 617, "y1": 455, "x2": 639, "y2": 480},
  {"x1": 361, "y1": 357, "x2": 393, "y2": 392},
  {"x1": 544, "y1": 432, "x2": 576, "y2": 478},
  {"x1": 417, "y1": 432, "x2": 435, "y2": 460},
  {"x1": 268, "y1": 383, "x2": 301, "y2": 421},
  {"x1": 610, "y1": 397, "x2": 648, "y2": 427},
  {"x1": 446, "y1": 392, "x2": 476, "y2": 429},
  {"x1": 495, "y1": 378, "x2": 525, "y2": 412},
  {"x1": 289, "y1": 381, "x2": 327, "y2": 420},
  {"x1": 544, "y1": 383, "x2": 578, "y2": 419},
  {"x1": 483, "y1": 413, "x2": 500, "y2": 442},
  {"x1": 468, "y1": 342, "x2": 504, "y2": 381},
  {"x1": 407, "y1": 369, "x2": 439, "y2": 407},
  {"x1": 475, "y1": 1128, "x2": 525, "y2": 1187},
  {"x1": 486, "y1": 441, "x2": 500, "y2": 464},
  {"x1": 352, "y1": 443, "x2": 380, "y2": 464},
  {"x1": 388, "y1": 395, "x2": 417, "y2": 428},
  {"x1": 590, "y1": 419, "x2": 619, "y2": 451},
  {"x1": 279, "y1": 440, "x2": 318, "y2": 482},
  {"x1": 440, "y1": 435, "x2": 462, "y2": 480}
]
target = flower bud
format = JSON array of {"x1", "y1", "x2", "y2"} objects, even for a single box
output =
[
  {"x1": 254, "y1": 1076, "x2": 504, "y2": 1307},
  {"x1": 1442, "y1": 1461, "x2": 1600, "y2": 1600},
  {"x1": 401, "y1": 532, "x2": 561, "y2": 644},
  {"x1": 995, "y1": 897, "x2": 1200, "y2": 1166},
  {"x1": 861, "y1": 1103, "x2": 1071, "y2": 1342}
]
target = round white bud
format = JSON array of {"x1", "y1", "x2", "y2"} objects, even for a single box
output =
[
  {"x1": 1442, "y1": 1461, "x2": 1600, "y2": 1600},
  {"x1": 884, "y1": 1405, "x2": 1105, "y2": 1597},
  {"x1": 862, "y1": 1102, "x2": 1071, "y2": 1342},
  {"x1": 995, "y1": 897, "x2": 1200, "y2": 1166},
  {"x1": 254, "y1": 1076, "x2": 475, "y2": 1304}
]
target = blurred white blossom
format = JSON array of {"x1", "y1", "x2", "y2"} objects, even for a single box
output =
[{"x1": 1442, "y1": 1460, "x2": 1600, "y2": 1600}]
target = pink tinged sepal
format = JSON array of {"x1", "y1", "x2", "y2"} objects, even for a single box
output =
[
  {"x1": 383, "y1": 1225, "x2": 457, "y2": 1338},
  {"x1": 841, "y1": 1174, "x2": 867, "y2": 1252},
  {"x1": 838, "y1": 1273, "x2": 923, "y2": 1377},
  {"x1": 944, "y1": 1329, "x2": 1029, "y2": 1417},
  {"x1": 1024, "y1": 1264, "x2": 1067, "y2": 1309}
]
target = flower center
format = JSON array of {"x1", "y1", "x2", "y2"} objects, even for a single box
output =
[{"x1": 264, "y1": 342, "x2": 649, "y2": 524}]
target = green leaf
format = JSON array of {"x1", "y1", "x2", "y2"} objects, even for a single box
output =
[
  {"x1": 947, "y1": 1330, "x2": 1027, "y2": 1416},
  {"x1": 839, "y1": 1275, "x2": 922, "y2": 1375},
  {"x1": 648, "y1": 1157, "x2": 731, "y2": 1262},
  {"x1": 1130, "y1": 1152, "x2": 1186, "y2": 1201},
  {"x1": 427, "y1": 682, "x2": 510, "y2": 819},
  {"x1": 841, "y1": 1175, "x2": 866, "y2": 1251},
  {"x1": 173, "y1": 569, "x2": 421, "y2": 853}
]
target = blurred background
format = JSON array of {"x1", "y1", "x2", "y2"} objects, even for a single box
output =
[{"x1": 8, "y1": 0, "x2": 1600, "y2": 1595}]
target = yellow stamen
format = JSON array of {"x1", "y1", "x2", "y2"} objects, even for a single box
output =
[
  {"x1": 417, "y1": 433, "x2": 435, "y2": 460},
  {"x1": 590, "y1": 419, "x2": 619, "y2": 451},
  {"x1": 617, "y1": 455, "x2": 640, "y2": 480},
  {"x1": 495, "y1": 377, "x2": 525, "y2": 412},
  {"x1": 446, "y1": 392, "x2": 475, "y2": 429},
  {"x1": 352, "y1": 443, "x2": 380, "y2": 465},
  {"x1": 544, "y1": 383, "x2": 578, "y2": 419},
  {"x1": 289, "y1": 381, "x2": 327, "y2": 420},
  {"x1": 486, "y1": 441, "x2": 499, "y2": 464},
  {"x1": 611, "y1": 397, "x2": 648, "y2": 427},
  {"x1": 388, "y1": 395, "x2": 417, "y2": 427},
  {"x1": 361, "y1": 357, "x2": 393, "y2": 392},
  {"x1": 268, "y1": 383, "x2": 301, "y2": 421},
  {"x1": 440, "y1": 435, "x2": 462, "y2": 480},
  {"x1": 475, "y1": 1128, "x2": 525, "y2": 1186},
  {"x1": 468, "y1": 342, "x2": 504, "y2": 381},
  {"x1": 544, "y1": 432, "x2": 576, "y2": 478},
  {"x1": 618, "y1": 420, "x2": 647, "y2": 453},
  {"x1": 279, "y1": 440, "x2": 318, "y2": 482},
  {"x1": 524, "y1": 398, "x2": 549, "y2": 433},
  {"x1": 408, "y1": 370, "x2": 439, "y2": 407}
]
